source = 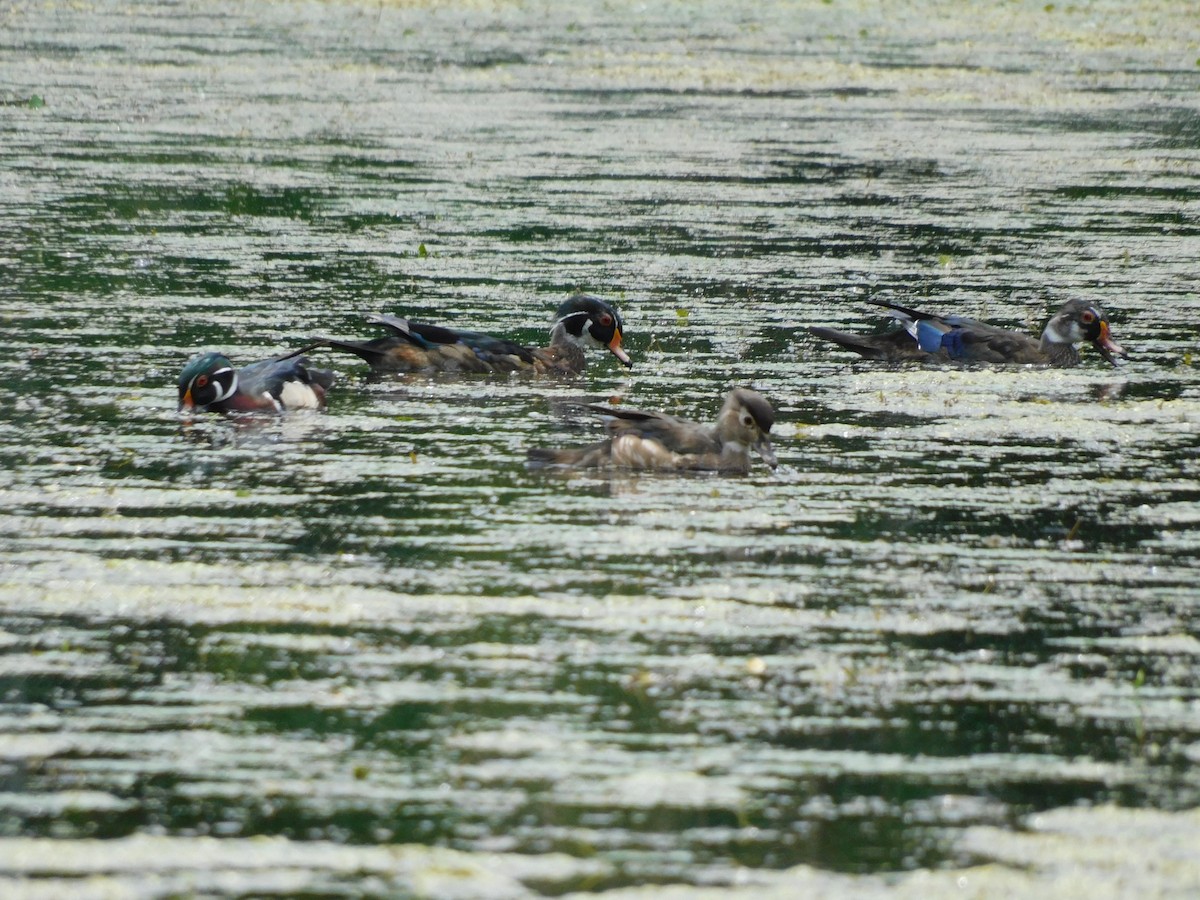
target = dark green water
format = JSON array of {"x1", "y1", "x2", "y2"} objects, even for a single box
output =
[{"x1": 1, "y1": 0, "x2": 1199, "y2": 896}]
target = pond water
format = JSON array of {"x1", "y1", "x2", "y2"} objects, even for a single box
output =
[{"x1": 1, "y1": 0, "x2": 1199, "y2": 896}]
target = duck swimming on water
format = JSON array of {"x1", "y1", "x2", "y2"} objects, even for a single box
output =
[
  {"x1": 178, "y1": 351, "x2": 333, "y2": 414},
  {"x1": 312, "y1": 293, "x2": 631, "y2": 376},
  {"x1": 809, "y1": 298, "x2": 1126, "y2": 367},
  {"x1": 528, "y1": 389, "x2": 777, "y2": 475}
]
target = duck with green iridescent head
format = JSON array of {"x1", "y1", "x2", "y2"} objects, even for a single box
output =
[
  {"x1": 177, "y1": 351, "x2": 334, "y2": 414},
  {"x1": 312, "y1": 293, "x2": 632, "y2": 377}
]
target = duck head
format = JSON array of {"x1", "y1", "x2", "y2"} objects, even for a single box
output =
[
  {"x1": 1043, "y1": 300, "x2": 1127, "y2": 366},
  {"x1": 550, "y1": 293, "x2": 632, "y2": 367},
  {"x1": 178, "y1": 352, "x2": 238, "y2": 411},
  {"x1": 718, "y1": 388, "x2": 778, "y2": 469}
]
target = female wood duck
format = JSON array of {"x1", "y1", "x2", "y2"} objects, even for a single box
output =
[
  {"x1": 177, "y1": 351, "x2": 334, "y2": 414},
  {"x1": 528, "y1": 389, "x2": 778, "y2": 474},
  {"x1": 313, "y1": 293, "x2": 632, "y2": 376},
  {"x1": 809, "y1": 298, "x2": 1126, "y2": 367}
]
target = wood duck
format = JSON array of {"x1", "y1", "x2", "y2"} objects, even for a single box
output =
[
  {"x1": 313, "y1": 293, "x2": 632, "y2": 376},
  {"x1": 177, "y1": 351, "x2": 334, "y2": 414},
  {"x1": 528, "y1": 389, "x2": 778, "y2": 474},
  {"x1": 809, "y1": 298, "x2": 1126, "y2": 367}
]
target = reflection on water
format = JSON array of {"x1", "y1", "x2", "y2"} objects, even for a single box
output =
[{"x1": 1, "y1": 0, "x2": 1199, "y2": 895}]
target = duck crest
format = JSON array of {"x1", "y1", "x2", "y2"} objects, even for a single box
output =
[
  {"x1": 550, "y1": 307, "x2": 593, "y2": 342},
  {"x1": 730, "y1": 388, "x2": 775, "y2": 434}
]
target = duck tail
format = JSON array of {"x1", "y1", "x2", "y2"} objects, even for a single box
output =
[
  {"x1": 305, "y1": 337, "x2": 392, "y2": 367},
  {"x1": 527, "y1": 441, "x2": 611, "y2": 467},
  {"x1": 866, "y1": 299, "x2": 937, "y2": 322},
  {"x1": 807, "y1": 326, "x2": 892, "y2": 360},
  {"x1": 527, "y1": 447, "x2": 581, "y2": 466},
  {"x1": 272, "y1": 342, "x2": 328, "y2": 362}
]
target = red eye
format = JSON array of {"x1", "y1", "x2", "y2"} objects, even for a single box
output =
[
  {"x1": 1080, "y1": 310, "x2": 1096, "y2": 324},
  {"x1": 196, "y1": 375, "x2": 209, "y2": 387},
  {"x1": 599, "y1": 314, "x2": 613, "y2": 327}
]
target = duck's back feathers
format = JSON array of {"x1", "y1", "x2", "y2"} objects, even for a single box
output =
[
  {"x1": 587, "y1": 405, "x2": 721, "y2": 456},
  {"x1": 446, "y1": 329, "x2": 538, "y2": 368},
  {"x1": 367, "y1": 314, "x2": 538, "y2": 368},
  {"x1": 311, "y1": 335, "x2": 444, "y2": 373},
  {"x1": 922, "y1": 322, "x2": 1044, "y2": 363},
  {"x1": 236, "y1": 356, "x2": 333, "y2": 410}
]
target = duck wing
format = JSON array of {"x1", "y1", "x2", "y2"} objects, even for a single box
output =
[
  {"x1": 586, "y1": 405, "x2": 719, "y2": 455},
  {"x1": 237, "y1": 355, "x2": 332, "y2": 408},
  {"x1": 868, "y1": 301, "x2": 1042, "y2": 362},
  {"x1": 445, "y1": 328, "x2": 538, "y2": 367},
  {"x1": 370, "y1": 314, "x2": 538, "y2": 368}
]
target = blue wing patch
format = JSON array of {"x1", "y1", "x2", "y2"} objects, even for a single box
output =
[
  {"x1": 916, "y1": 320, "x2": 946, "y2": 353},
  {"x1": 940, "y1": 329, "x2": 967, "y2": 358}
]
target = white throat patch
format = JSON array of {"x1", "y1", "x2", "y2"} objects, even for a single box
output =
[
  {"x1": 551, "y1": 310, "x2": 592, "y2": 345},
  {"x1": 211, "y1": 367, "x2": 237, "y2": 403}
]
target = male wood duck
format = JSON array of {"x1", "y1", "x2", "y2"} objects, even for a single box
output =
[
  {"x1": 313, "y1": 293, "x2": 632, "y2": 376},
  {"x1": 528, "y1": 389, "x2": 778, "y2": 474},
  {"x1": 177, "y1": 351, "x2": 334, "y2": 414},
  {"x1": 809, "y1": 298, "x2": 1126, "y2": 367}
]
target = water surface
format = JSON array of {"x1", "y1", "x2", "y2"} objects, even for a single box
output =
[{"x1": 1, "y1": 0, "x2": 1199, "y2": 896}]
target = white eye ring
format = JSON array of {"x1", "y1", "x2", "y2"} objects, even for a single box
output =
[{"x1": 742, "y1": 415, "x2": 755, "y2": 427}]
